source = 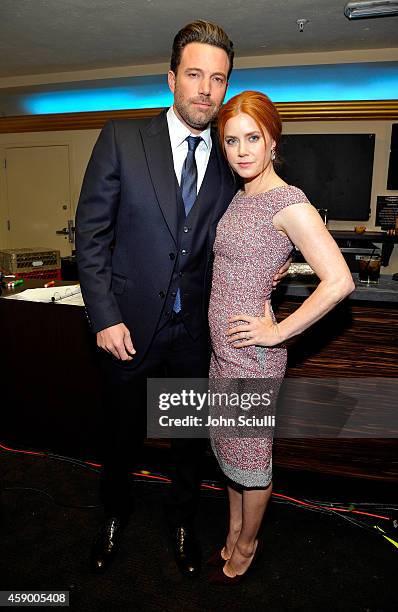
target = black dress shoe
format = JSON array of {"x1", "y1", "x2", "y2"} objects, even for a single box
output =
[
  {"x1": 172, "y1": 526, "x2": 202, "y2": 577},
  {"x1": 90, "y1": 517, "x2": 125, "y2": 573}
]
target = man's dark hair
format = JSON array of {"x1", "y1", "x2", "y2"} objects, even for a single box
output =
[{"x1": 170, "y1": 20, "x2": 234, "y2": 80}]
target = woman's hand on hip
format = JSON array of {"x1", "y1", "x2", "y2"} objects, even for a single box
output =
[{"x1": 226, "y1": 306, "x2": 282, "y2": 348}]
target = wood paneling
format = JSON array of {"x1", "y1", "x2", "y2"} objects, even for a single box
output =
[
  {"x1": 274, "y1": 299, "x2": 398, "y2": 377},
  {"x1": 273, "y1": 438, "x2": 397, "y2": 481},
  {"x1": 272, "y1": 298, "x2": 398, "y2": 482}
]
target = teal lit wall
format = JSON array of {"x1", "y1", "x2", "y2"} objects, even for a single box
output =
[{"x1": 15, "y1": 61, "x2": 398, "y2": 115}]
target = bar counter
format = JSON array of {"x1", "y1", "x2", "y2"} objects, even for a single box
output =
[
  {"x1": 273, "y1": 274, "x2": 398, "y2": 378},
  {"x1": 272, "y1": 274, "x2": 398, "y2": 481},
  {"x1": 1, "y1": 277, "x2": 397, "y2": 481}
]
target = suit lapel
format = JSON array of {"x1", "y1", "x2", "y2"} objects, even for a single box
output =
[
  {"x1": 140, "y1": 115, "x2": 235, "y2": 250},
  {"x1": 140, "y1": 111, "x2": 178, "y2": 244}
]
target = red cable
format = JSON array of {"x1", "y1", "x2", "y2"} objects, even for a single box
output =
[
  {"x1": 0, "y1": 442, "x2": 45, "y2": 457},
  {"x1": 0, "y1": 442, "x2": 392, "y2": 521}
]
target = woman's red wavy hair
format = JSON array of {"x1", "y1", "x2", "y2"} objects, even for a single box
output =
[{"x1": 217, "y1": 90, "x2": 282, "y2": 157}]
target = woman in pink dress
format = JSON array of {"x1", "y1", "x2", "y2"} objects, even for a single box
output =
[{"x1": 208, "y1": 91, "x2": 354, "y2": 583}]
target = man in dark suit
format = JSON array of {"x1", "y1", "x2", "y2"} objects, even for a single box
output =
[{"x1": 76, "y1": 20, "x2": 288, "y2": 577}]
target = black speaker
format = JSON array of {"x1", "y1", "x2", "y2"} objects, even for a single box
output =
[
  {"x1": 387, "y1": 124, "x2": 398, "y2": 189},
  {"x1": 61, "y1": 255, "x2": 79, "y2": 280}
]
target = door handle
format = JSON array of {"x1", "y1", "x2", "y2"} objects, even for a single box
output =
[{"x1": 56, "y1": 219, "x2": 75, "y2": 244}]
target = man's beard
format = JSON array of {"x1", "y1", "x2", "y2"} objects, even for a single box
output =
[{"x1": 174, "y1": 88, "x2": 220, "y2": 131}]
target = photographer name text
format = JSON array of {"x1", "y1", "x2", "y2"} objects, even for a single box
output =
[{"x1": 158, "y1": 415, "x2": 275, "y2": 427}]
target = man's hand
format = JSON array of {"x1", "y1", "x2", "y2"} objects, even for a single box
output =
[
  {"x1": 272, "y1": 255, "x2": 292, "y2": 288},
  {"x1": 97, "y1": 323, "x2": 136, "y2": 361}
]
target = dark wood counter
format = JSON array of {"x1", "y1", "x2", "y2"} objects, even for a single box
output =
[
  {"x1": 1, "y1": 280, "x2": 104, "y2": 458},
  {"x1": 274, "y1": 300, "x2": 398, "y2": 379},
  {"x1": 272, "y1": 276, "x2": 398, "y2": 481},
  {"x1": 1, "y1": 279, "x2": 397, "y2": 481}
]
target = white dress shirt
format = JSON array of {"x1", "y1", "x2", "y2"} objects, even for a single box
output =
[{"x1": 166, "y1": 106, "x2": 212, "y2": 193}]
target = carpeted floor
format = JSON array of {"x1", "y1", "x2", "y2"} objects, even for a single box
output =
[{"x1": 0, "y1": 448, "x2": 396, "y2": 612}]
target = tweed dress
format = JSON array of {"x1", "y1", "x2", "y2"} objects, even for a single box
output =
[{"x1": 208, "y1": 185, "x2": 309, "y2": 487}]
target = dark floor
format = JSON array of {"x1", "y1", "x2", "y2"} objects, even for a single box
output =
[{"x1": 0, "y1": 447, "x2": 397, "y2": 612}]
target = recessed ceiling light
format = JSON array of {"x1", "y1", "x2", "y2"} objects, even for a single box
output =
[{"x1": 344, "y1": 1, "x2": 398, "y2": 19}]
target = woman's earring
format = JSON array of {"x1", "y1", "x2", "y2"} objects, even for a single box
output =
[{"x1": 271, "y1": 148, "x2": 276, "y2": 161}]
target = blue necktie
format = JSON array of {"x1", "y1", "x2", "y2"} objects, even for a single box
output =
[
  {"x1": 173, "y1": 135, "x2": 201, "y2": 313},
  {"x1": 181, "y1": 135, "x2": 201, "y2": 216}
]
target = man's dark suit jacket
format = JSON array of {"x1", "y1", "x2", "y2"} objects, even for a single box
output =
[{"x1": 76, "y1": 110, "x2": 236, "y2": 366}]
